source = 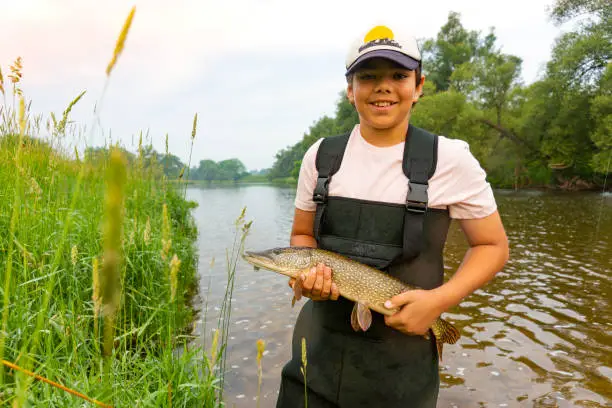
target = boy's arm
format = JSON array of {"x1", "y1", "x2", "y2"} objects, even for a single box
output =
[
  {"x1": 384, "y1": 210, "x2": 509, "y2": 335},
  {"x1": 288, "y1": 208, "x2": 339, "y2": 301},
  {"x1": 290, "y1": 208, "x2": 318, "y2": 248}
]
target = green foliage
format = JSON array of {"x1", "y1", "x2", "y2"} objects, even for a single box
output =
[
  {"x1": 269, "y1": 92, "x2": 359, "y2": 180},
  {"x1": 0, "y1": 128, "x2": 225, "y2": 406},
  {"x1": 268, "y1": 6, "x2": 611, "y2": 189},
  {"x1": 421, "y1": 11, "x2": 493, "y2": 92},
  {"x1": 192, "y1": 158, "x2": 248, "y2": 181}
]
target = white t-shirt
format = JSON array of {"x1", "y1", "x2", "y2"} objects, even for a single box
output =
[{"x1": 295, "y1": 124, "x2": 497, "y2": 219}]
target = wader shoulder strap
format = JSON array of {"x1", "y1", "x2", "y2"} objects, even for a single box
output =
[
  {"x1": 401, "y1": 125, "x2": 439, "y2": 262},
  {"x1": 312, "y1": 133, "x2": 351, "y2": 241}
]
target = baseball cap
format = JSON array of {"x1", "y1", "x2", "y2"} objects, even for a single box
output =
[{"x1": 345, "y1": 25, "x2": 421, "y2": 75}]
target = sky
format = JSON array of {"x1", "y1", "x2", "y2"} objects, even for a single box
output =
[{"x1": 1, "y1": 0, "x2": 571, "y2": 171}]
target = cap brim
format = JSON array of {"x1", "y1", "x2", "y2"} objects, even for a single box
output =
[{"x1": 346, "y1": 49, "x2": 420, "y2": 75}]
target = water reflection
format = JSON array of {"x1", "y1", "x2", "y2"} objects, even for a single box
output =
[{"x1": 187, "y1": 186, "x2": 611, "y2": 407}]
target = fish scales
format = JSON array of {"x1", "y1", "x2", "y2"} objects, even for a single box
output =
[
  {"x1": 242, "y1": 246, "x2": 461, "y2": 358},
  {"x1": 309, "y1": 250, "x2": 409, "y2": 316}
]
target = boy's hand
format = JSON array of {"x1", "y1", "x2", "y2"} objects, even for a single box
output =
[
  {"x1": 383, "y1": 289, "x2": 446, "y2": 336},
  {"x1": 288, "y1": 263, "x2": 339, "y2": 301}
]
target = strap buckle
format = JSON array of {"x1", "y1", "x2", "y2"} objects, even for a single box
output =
[
  {"x1": 406, "y1": 181, "x2": 428, "y2": 213},
  {"x1": 313, "y1": 176, "x2": 329, "y2": 204}
]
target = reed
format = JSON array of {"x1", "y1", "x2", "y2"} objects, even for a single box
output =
[
  {"x1": 105, "y1": 6, "x2": 136, "y2": 76},
  {"x1": 301, "y1": 337, "x2": 308, "y2": 408},
  {"x1": 0, "y1": 5, "x2": 244, "y2": 406},
  {"x1": 256, "y1": 339, "x2": 265, "y2": 408}
]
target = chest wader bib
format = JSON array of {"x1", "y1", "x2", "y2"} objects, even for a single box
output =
[{"x1": 276, "y1": 125, "x2": 452, "y2": 408}]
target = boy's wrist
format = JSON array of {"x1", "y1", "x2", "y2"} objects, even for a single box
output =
[{"x1": 431, "y1": 283, "x2": 465, "y2": 312}]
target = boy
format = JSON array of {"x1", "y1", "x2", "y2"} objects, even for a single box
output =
[{"x1": 278, "y1": 25, "x2": 509, "y2": 408}]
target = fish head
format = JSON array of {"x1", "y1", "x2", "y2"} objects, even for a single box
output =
[{"x1": 242, "y1": 247, "x2": 314, "y2": 278}]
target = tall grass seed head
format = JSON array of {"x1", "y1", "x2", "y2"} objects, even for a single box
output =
[
  {"x1": 301, "y1": 337, "x2": 307, "y2": 369},
  {"x1": 191, "y1": 113, "x2": 198, "y2": 140},
  {"x1": 161, "y1": 239, "x2": 172, "y2": 261},
  {"x1": 162, "y1": 203, "x2": 170, "y2": 237},
  {"x1": 144, "y1": 216, "x2": 151, "y2": 244},
  {"x1": 9, "y1": 56, "x2": 23, "y2": 96},
  {"x1": 71, "y1": 245, "x2": 78, "y2": 266},
  {"x1": 256, "y1": 339, "x2": 266, "y2": 365},
  {"x1": 169, "y1": 254, "x2": 181, "y2": 301},
  {"x1": 9, "y1": 56, "x2": 23, "y2": 83},
  {"x1": 106, "y1": 6, "x2": 136, "y2": 76},
  {"x1": 101, "y1": 148, "x2": 127, "y2": 318},
  {"x1": 210, "y1": 329, "x2": 220, "y2": 367},
  {"x1": 19, "y1": 96, "x2": 26, "y2": 135},
  {"x1": 92, "y1": 257, "x2": 101, "y2": 317},
  {"x1": 0, "y1": 65, "x2": 4, "y2": 95}
]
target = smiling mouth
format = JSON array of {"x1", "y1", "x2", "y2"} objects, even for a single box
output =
[{"x1": 370, "y1": 101, "x2": 397, "y2": 107}]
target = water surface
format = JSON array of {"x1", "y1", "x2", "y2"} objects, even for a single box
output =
[{"x1": 186, "y1": 185, "x2": 611, "y2": 408}]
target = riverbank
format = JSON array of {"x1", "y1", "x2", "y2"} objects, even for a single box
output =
[
  {"x1": 182, "y1": 177, "x2": 611, "y2": 192},
  {"x1": 0, "y1": 132, "x2": 223, "y2": 406}
]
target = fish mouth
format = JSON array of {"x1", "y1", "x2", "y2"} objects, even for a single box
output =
[{"x1": 242, "y1": 250, "x2": 282, "y2": 273}]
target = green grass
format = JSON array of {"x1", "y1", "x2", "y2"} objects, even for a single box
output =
[
  {"x1": 0, "y1": 98, "x2": 247, "y2": 407},
  {"x1": 0, "y1": 10, "x2": 253, "y2": 405}
]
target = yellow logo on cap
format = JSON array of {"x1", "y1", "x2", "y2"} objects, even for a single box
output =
[{"x1": 364, "y1": 26, "x2": 394, "y2": 43}]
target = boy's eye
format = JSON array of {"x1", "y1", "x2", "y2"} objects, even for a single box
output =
[
  {"x1": 358, "y1": 73, "x2": 376, "y2": 80},
  {"x1": 393, "y1": 72, "x2": 408, "y2": 80}
]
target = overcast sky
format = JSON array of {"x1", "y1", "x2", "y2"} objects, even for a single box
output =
[{"x1": 2, "y1": 0, "x2": 570, "y2": 171}]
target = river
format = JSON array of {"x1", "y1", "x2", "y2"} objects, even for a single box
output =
[{"x1": 185, "y1": 185, "x2": 611, "y2": 408}]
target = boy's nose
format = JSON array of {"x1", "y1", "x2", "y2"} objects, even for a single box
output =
[{"x1": 373, "y1": 75, "x2": 393, "y2": 93}]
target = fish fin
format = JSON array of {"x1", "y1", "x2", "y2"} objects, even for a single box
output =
[
  {"x1": 253, "y1": 266, "x2": 260, "y2": 271},
  {"x1": 436, "y1": 340, "x2": 444, "y2": 362},
  {"x1": 351, "y1": 303, "x2": 361, "y2": 331},
  {"x1": 291, "y1": 296, "x2": 296, "y2": 308},
  {"x1": 432, "y1": 318, "x2": 461, "y2": 345},
  {"x1": 357, "y1": 302, "x2": 372, "y2": 331},
  {"x1": 293, "y1": 277, "x2": 303, "y2": 302}
]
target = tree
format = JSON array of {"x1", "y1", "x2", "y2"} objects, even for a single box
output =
[
  {"x1": 549, "y1": 0, "x2": 610, "y2": 23},
  {"x1": 159, "y1": 154, "x2": 185, "y2": 179},
  {"x1": 218, "y1": 158, "x2": 247, "y2": 181},
  {"x1": 421, "y1": 11, "x2": 481, "y2": 92},
  {"x1": 195, "y1": 159, "x2": 219, "y2": 181}
]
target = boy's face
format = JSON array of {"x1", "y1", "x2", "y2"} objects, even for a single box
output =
[{"x1": 347, "y1": 58, "x2": 424, "y2": 132}]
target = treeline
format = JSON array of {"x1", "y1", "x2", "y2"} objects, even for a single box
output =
[
  {"x1": 269, "y1": 0, "x2": 611, "y2": 190},
  {"x1": 84, "y1": 144, "x2": 255, "y2": 182}
]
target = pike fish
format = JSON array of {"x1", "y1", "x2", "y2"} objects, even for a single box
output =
[{"x1": 242, "y1": 246, "x2": 460, "y2": 359}]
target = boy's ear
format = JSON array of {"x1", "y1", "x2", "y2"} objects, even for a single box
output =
[
  {"x1": 347, "y1": 84, "x2": 355, "y2": 105},
  {"x1": 414, "y1": 74, "x2": 426, "y2": 102}
]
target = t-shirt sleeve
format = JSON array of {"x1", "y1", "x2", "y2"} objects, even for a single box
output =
[
  {"x1": 294, "y1": 139, "x2": 323, "y2": 212},
  {"x1": 446, "y1": 140, "x2": 497, "y2": 219}
]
